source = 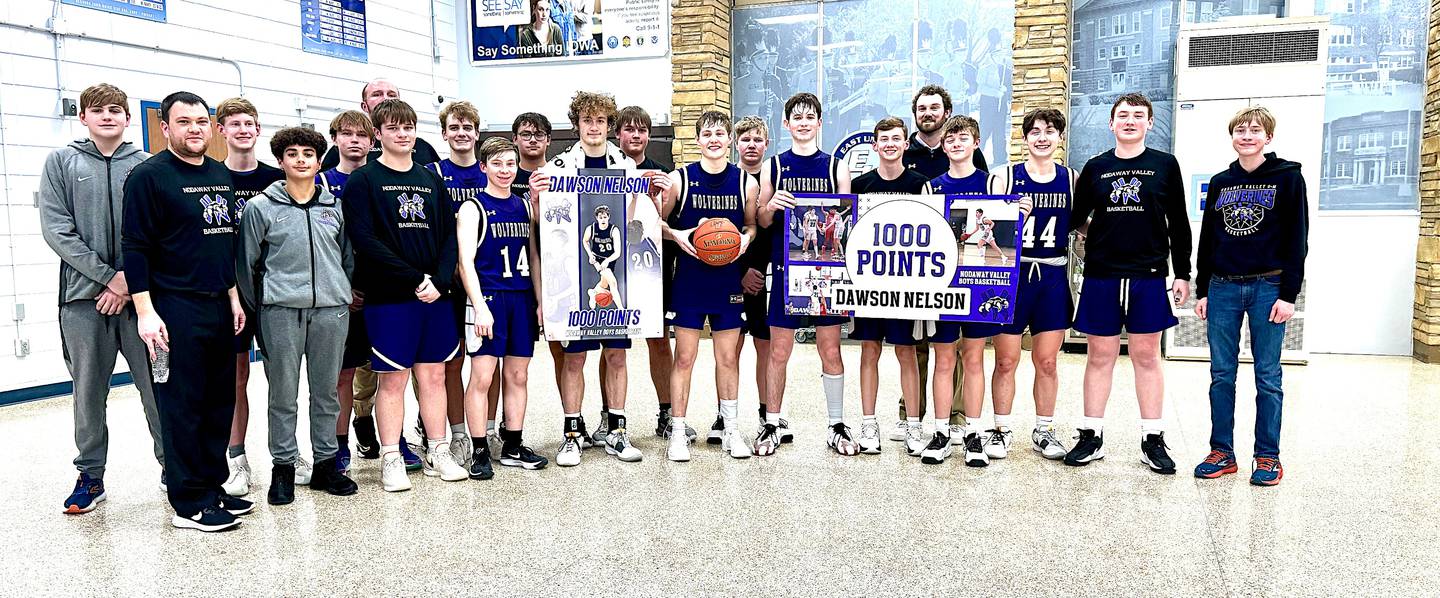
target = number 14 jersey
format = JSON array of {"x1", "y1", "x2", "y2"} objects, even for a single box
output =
[{"x1": 469, "y1": 190, "x2": 533, "y2": 292}]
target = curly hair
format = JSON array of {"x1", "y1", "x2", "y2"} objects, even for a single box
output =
[
  {"x1": 269, "y1": 126, "x2": 328, "y2": 161},
  {"x1": 568, "y1": 91, "x2": 618, "y2": 130}
]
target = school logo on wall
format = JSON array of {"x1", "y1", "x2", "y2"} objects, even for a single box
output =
[{"x1": 833, "y1": 131, "x2": 878, "y2": 180}]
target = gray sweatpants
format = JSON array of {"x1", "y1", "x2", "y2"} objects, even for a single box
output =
[
  {"x1": 60, "y1": 301, "x2": 165, "y2": 477},
  {"x1": 259, "y1": 305, "x2": 347, "y2": 465}
]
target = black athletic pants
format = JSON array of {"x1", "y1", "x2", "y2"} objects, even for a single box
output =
[{"x1": 153, "y1": 291, "x2": 236, "y2": 517}]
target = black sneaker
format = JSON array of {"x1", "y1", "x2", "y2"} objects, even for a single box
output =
[
  {"x1": 1063, "y1": 429, "x2": 1105, "y2": 466},
  {"x1": 171, "y1": 507, "x2": 240, "y2": 532},
  {"x1": 267, "y1": 463, "x2": 295, "y2": 506},
  {"x1": 963, "y1": 433, "x2": 989, "y2": 467},
  {"x1": 706, "y1": 416, "x2": 724, "y2": 445},
  {"x1": 575, "y1": 417, "x2": 595, "y2": 449},
  {"x1": 1140, "y1": 432, "x2": 1177, "y2": 475},
  {"x1": 353, "y1": 416, "x2": 380, "y2": 459},
  {"x1": 470, "y1": 444, "x2": 495, "y2": 480},
  {"x1": 656, "y1": 409, "x2": 672, "y2": 437},
  {"x1": 500, "y1": 445, "x2": 549, "y2": 470},
  {"x1": 217, "y1": 495, "x2": 255, "y2": 516},
  {"x1": 777, "y1": 418, "x2": 795, "y2": 443},
  {"x1": 310, "y1": 458, "x2": 358, "y2": 496}
]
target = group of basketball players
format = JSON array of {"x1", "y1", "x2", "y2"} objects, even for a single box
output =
[{"x1": 50, "y1": 75, "x2": 1302, "y2": 530}]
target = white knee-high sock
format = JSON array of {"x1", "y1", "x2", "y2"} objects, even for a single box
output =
[
  {"x1": 719, "y1": 399, "x2": 739, "y2": 431},
  {"x1": 822, "y1": 373, "x2": 845, "y2": 426}
]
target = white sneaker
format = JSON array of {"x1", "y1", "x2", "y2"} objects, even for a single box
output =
[
  {"x1": 984, "y1": 428, "x2": 1013, "y2": 459},
  {"x1": 450, "y1": 433, "x2": 473, "y2": 468},
  {"x1": 722, "y1": 429, "x2": 752, "y2": 459},
  {"x1": 963, "y1": 433, "x2": 990, "y2": 467},
  {"x1": 222, "y1": 454, "x2": 251, "y2": 497},
  {"x1": 828, "y1": 423, "x2": 860, "y2": 456},
  {"x1": 294, "y1": 457, "x2": 312, "y2": 486},
  {"x1": 557, "y1": 435, "x2": 584, "y2": 467},
  {"x1": 857, "y1": 420, "x2": 882, "y2": 455},
  {"x1": 667, "y1": 429, "x2": 691, "y2": 462},
  {"x1": 605, "y1": 430, "x2": 643, "y2": 462},
  {"x1": 423, "y1": 443, "x2": 467, "y2": 481},
  {"x1": 920, "y1": 433, "x2": 953, "y2": 464},
  {"x1": 904, "y1": 424, "x2": 927, "y2": 456},
  {"x1": 949, "y1": 423, "x2": 966, "y2": 445},
  {"x1": 887, "y1": 421, "x2": 908, "y2": 442},
  {"x1": 381, "y1": 452, "x2": 411, "y2": 492},
  {"x1": 1031, "y1": 426, "x2": 1067, "y2": 460}
]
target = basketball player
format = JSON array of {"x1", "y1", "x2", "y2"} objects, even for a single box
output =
[
  {"x1": 1066, "y1": 93, "x2": 1192, "y2": 474},
  {"x1": 983, "y1": 108, "x2": 1078, "y2": 463},
  {"x1": 968, "y1": 208, "x2": 1006, "y2": 264},
  {"x1": 319, "y1": 110, "x2": 394, "y2": 474},
  {"x1": 214, "y1": 98, "x2": 284, "y2": 497},
  {"x1": 321, "y1": 79, "x2": 440, "y2": 171},
  {"x1": 659, "y1": 110, "x2": 758, "y2": 461},
  {"x1": 426, "y1": 101, "x2": 487, "y2": 467},
  {"x1": 801, "y1": 207, "x2": 820, "y2": 259},
  {"x1": 341, "y1": 99, "x2": 465, "y2": 491},
  {"x1": 848, "y1": 117, "x2": 929, "y2": 456},
  {"x1": 457, "y1": 137, "x2": 552, "y2": 477},
  {"x1": 584, "y1": 205, "x2": 626, "y2": 309},
  {"x1": 756, "y1": 92, "x2": 854, "y2": 456}
]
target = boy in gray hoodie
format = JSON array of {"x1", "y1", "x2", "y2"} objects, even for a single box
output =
[
  {"x1": 40, "y1": 83, "x2": 165, "y2": 514},
  {"x1": 237, "y1": 127, "x2": 359, "y2": 504}
]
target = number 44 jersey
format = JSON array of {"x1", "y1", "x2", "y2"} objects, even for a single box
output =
[{"x1": 1006, "y1": 163, "x2": 1072, "y2": 259}]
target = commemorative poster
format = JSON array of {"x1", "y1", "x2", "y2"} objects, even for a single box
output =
[
  {"x1": 783, "y1": 193, "x2": 1023, "y2": 324},
  {"x1": 539, "y1": 169, "x2": 663, "y2": 341},
  {"x1": 469, "y1": 0, "x2": 669, "y2": 63}
]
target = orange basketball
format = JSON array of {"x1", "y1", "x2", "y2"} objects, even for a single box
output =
[
  {"x1": 596, "y1": 291, "x2": 613, "y2": 307},
  {"x1": 692, "y1": 219, "x2": 742, "y2": 266}
]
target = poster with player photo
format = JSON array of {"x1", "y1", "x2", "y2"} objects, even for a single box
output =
[{"x1": 539, "y1": 169, "x2": 663, "y2": 340}]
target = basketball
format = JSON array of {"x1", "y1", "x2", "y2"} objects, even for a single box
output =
[
  {"x1": 596, "y1": 291, "x2": 613, "y2": 307},
  {"x1": 691, "y1": 218, "x2": 742, "y2": 266}
]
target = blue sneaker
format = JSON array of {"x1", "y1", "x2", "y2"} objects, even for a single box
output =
[
  {"x1": 399, "y1": 436, "x2": 423, "y2": 471},
  {"x1": 64, "y1": 473, "x2": 106, "y2": 514},
  {"x1": 336, "y1": 444, "x2": 352, "y2": 475},
  {"x1": 1193, "y1": 450, "x2": 1238, "y2": 479},
  {"x1": 1250, "y1": 457, "x2": 1283, "y2": 486}
]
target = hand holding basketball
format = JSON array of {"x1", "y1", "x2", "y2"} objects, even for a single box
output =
[{"x1": 691, "y1": 218, "x2": 743, "y2": 266}]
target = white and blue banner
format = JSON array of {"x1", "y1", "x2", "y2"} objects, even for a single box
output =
[
  {"x1": 539, "y1": 169, "x2": 664, "y2": 341},
  {"x1": 783, "y1": 193, "x2": 1024, "y2": 324},
  {"x1": 61, "y1": 0, "x2": 165, "y2": 22},
  {"x1": 469, "y1": 0, "x2": 669, "y2": 63},
  {"x1": 301, "y1": 0, "x2": 368, "y2": 63}
]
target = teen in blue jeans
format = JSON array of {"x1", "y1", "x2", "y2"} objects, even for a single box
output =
[{"x1": 1193, "y1": 106, "x2": 1309, "y2": 486}]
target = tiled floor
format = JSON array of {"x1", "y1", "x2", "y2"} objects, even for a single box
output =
[{"x1": 2, "y1": 345, "x2": 1436, "y2": 596}]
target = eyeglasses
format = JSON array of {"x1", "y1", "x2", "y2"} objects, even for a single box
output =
[{"x1": 516, "y1": 132, "x2": 549, "y2": 141}]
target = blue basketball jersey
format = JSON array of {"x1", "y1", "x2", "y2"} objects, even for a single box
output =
[
  {"x1": 317, "y1": 168, "x2": 351, "y2": 197},
  {"x1": 769, "y1": 149, "x2": 840, "y2": 268},
  {"x1": 1007, "y1": 163, "x2": 1072, "y2": 259},
  {"x1": 629, "y1": 235, "x2": 662, "y2": 277},
  {"x1": 588, "y1": 221, "x2": 619, "y2": 262},
  {"x1": 427, "y1": 159, "x2": 486, "y2": 213},
  {"x1": 925, "y1": 169, "x2": 990, "y2": 195},
  {"x1": 673, "y1": 162, "x2": 746, "y2": 312},
  {"x1": 470, "y1": 191, "x2": 533, "y2": 292}
]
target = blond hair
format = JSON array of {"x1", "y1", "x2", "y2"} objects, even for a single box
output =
[
  {"x1": 1228, "y1": 106, "x2": 1276, "y2": 136},
  {"x1": 214, "y1": 97, "x2": 258, "y2": 125}
]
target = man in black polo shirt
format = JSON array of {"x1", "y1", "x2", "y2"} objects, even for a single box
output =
[
  {"x1": 320, "y1": 79, "x2": 441, "y2": 171},
  {"x1": 123, "y1": 92, "x2": 252, "y2": 532}
]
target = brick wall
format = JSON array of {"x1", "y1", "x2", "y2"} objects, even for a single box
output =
[{"x1": 1414, "y1": 0, "x2": 1440, "y2": 362}]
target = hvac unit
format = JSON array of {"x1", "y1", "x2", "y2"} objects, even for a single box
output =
[{"x1": 1168, "y1": 16, "x2": 1327, "y2": 365}]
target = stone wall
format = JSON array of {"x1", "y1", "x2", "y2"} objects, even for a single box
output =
[
  {"x1": 1414, "y1": 0, "x2": 1440, "y2": 362},
  {"x1": 669, "y1": 0, "x2": 732, "y2": 165},
  {"x1": 1011, "y1": 0, "x2": 1072, "y2": 163}
]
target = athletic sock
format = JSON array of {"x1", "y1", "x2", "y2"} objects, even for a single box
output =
[
  {"x1": 862, "y1": 415, "x2": 877, "y2": 425},
  {"x1": 719, "y1": 399, "x2": 739, "y2": 431},
  {"x1": 993, "y1": 413, "x2": 1013, "y2": 431},
  {"x1": 486, "y1": 419, "x2": 497, "y2": 435},
  {"x1": 964, "y1": 420, "x2": 983, "y2": 437},
  {"x1": 1081, "y1": 416, "x2": 1105, "y2": 434},
  {"x1": 659, "y1": 402, "x2": 672, "y2": 414},
  {"x1": 500, "y1": 428, "x2": 522, "y2": 452},
  {"x1": 427, "y1": 437, "x2": 446, "y2": 453},
  {"x1": 608, "y1": 409, "x2": 627, "y2": 432},
  {"x1": 935, "y1": 418, "x2": 951, "y2": 436},
  {"x1": 671, "y1": 417, "x2": 687, "y2": 436},
  {"x1": 1140, "y1": 418, "x2": 1164, "y2": 436},
  {"x1": 380, "y1": 444, "x2": 399, "y2": 456},
  {"x1": 450, "y1": 423, "x2": 466, "y2": 436},
  {"x1": 563, "y1": 413, "x2": 581, "y2": 437},
  {"x1": 906, "y1": 416, "x2": 921, "y2": 429},
  {"x1": 766, "y1": 412, "x2": 781, "y2": 426},
  {"x1": 1035, "y1": 415, "x2": 1054, "y2": 430},
  {"x1": 227, "y1": 444, "x2": 246, "y2": 458},
  {"x1": 822, "y1": 373, "x2": 845, "y2": 426}
]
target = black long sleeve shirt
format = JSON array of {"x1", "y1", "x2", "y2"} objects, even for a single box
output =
[
  {"x1": 121, "y1": 151, "x2": 237, "y2": 295},
  {"x1": 341, "y1": 159, "x2": 457, "y2": 305},
  {"x1": 1196, "y1": 153, "x2": 1309, "y2": 302},
  {"x1": 1072, "y1": 148, "x2": 1192, "y2": 280}
]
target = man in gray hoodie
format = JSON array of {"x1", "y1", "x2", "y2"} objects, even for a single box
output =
[
  {"x1": 237, "y1": 127, "x2": 359, "y2": 504},
  {"x1": 40, "y1": 83, "x2": 165, "y2": 514}
]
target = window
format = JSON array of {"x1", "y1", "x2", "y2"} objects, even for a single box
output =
[
  {"x1": 1111, "y1": 72, "x2": 1127, "y2": 89},
  {"x1": 1097, "y1": 16, "x2": 1107, "y2": 37},
  {"x1": 1334, "y1": 162, "x2": 1349, "y2": 177},
  {"x1": 1098, "y1": 47, "x2": 1108, "y2": 63},
  {"x1": 1399, "y1": 55, "x2": 1415, "y2": 68},
  {"x1": 1389, "y1": 160, "x2": 1407, "y2": 177},
  {"x1": 1392, "y1": 130, "x2": 1406, "y2": 147},
  {"x1": 1331, "y1": 26, "x2": 1353, "y2": 46},
  {"x1": 1244, "y1": 0, "x2": 1259, "y2": 12},
  {"x1": 1401, "y1": 29, "x2": 1416, "y2": 47},
  {"x1": 1336, "y1": 135, "x2": 1351, "y2": 150},
  {"x1": 1357, "y1": 132, "x2": 1380, "y2": 149},
  {"x1": 1134, "y1": 43, "x2": 1142, "y2": 55},
  {"x1": 1114, "y1": 45, "x2": 1127, "y2": 58},
  {"x1": 1161, "y1": 5, "x2": 1172, "y2": 25},
  {"x1": 1343, "y1": 0, "x2": 1355, "y2": 13},
  {"x1": 1112, "y1": 14, "x2": 1128, "y2": 36},
  {"x1": 1132, "y1": 12, "x2": 1141, "y2": 33}
]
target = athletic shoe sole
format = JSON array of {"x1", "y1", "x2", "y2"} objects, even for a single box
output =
[
  {"x1": 605, "y1": 446, "x2": 643, "y2": 462},
  {"x1": 1249, "y1": 473, "x2": 1283, "y2": 487},
  {"x1": 920, "y1": 451, "x2": 951, "y2": 465},
  {"x1": 222, "y1": 503, "x2": 255, "y2": 517},
  {"x1": 63, "y1": 492, "x2": 105, "y2": 514},
  {"x1": 1033, "y1": 444, "x2": 1066, "y2": 460},
  {"x1": 171, "y1": 515, "x2": 241, "y2": 532},
  {"x1": 964, "y1": 454, "x2": 989, "y2": 467},
  {"x1": 469, "y1": 471, "x2": 494, "y2": 481},
  {"x1": 706, "y1": 432, "x2": 724, "y2": 445},
  {"x1": 1064, "y1": 449, "x2": 1105, "y2": 466},
  {"x1": 499, "y1": 458, "x2": 546, "y2": 470},
  {"x1": 1194, "y1": 465, "x2": 1239, "y2": 479},
  {"x1": 859, "y1": 444, "x2": 882, "y2": 455},
  {"x1": 1140, "y1": 455, "x2": 1177, "y2": 475}
]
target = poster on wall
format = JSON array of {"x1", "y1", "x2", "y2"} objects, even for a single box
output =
[
  {"x1": 782, "y1": 193, "x2": 1023, "y2": 323},
  {"x1": 301, "y1": 0, "x2": 368, "y2": 63},
  {"x1": 1068, "y1": 0, "x2": 1180, "y2": 168},
  {"x1": 469, "y1": 0, "x2": 669, "y2": 63},
  {"x1": 731, "y1": 0, "x2": 1014, "y2": 161},
  {"x1": 60, "y1": 0, "x2": 166, "y2": 22},
  {"x1": 538, "y1": 169, "x2": 664, "y2": 341}
]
